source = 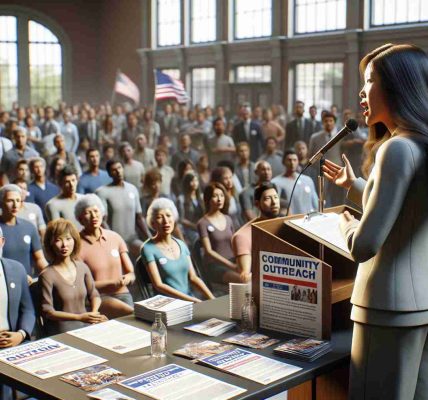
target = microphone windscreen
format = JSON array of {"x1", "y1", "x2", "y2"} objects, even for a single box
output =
[{"x1": 345, "y1": 118, "x2": 358, "y2": 131}]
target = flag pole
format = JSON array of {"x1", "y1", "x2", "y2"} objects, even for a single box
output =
[
  {"x1": 152, "y1": 69, "x2": 158, "y2": 115},
  {"x1": 110, "y1": 69, "x2": 119, "y2": 107}
]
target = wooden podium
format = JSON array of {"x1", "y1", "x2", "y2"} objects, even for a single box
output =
[{"x1": 251, "y1": 205, "x2": 360, "y2": 340}]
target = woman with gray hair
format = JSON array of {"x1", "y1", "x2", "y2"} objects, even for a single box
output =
[
  {"x1": 141, "y1": 197, "x2": 214, "y2": 302},
  {"x1": 75, "y1": 194, "x2": 136, "y2": 318}
]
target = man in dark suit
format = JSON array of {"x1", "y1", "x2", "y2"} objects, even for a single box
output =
[
  {"x1": 308, "y1": 105, "x2": 322, "y2": 133},
  {"x1": 232, "y1": 106, "x2": 264, "y2": 162},
  {"x1": 39, "y1": 106, "x2": 60, "y2": 137},
  {"x1": 0, "y1": 227, "x2": 35, "y2": 400},
  {"x1": 79, "y1": 108, "x2": 101, "y2": 149},
  {"x1": 284, "y1": 101, "x2": 313, "y2": 150}
]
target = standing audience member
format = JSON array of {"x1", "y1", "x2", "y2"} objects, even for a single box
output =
[
  {"x1": 191, "y1": 111, "x2": 212, "y2": 151},
  {"x1": 45, "y1": 165, "x2": 83, "y2": 228},
  {"x1": 76, "y1": 195, "x2": 135, "y2": 319},
  {"x1": 233, "y1": 182, "x2": 280, "y2": 282},
  {"x1": 47, "y1": 134, "x2": 82, "y2": 176},
  {"x1": 96, "y1": 160, "x2": 150, "y2": 257},
  {"x1": 134, "y1": 134, "x2": 156, "y2": 171},
  {"x1": 232, "y1": 106, "x2": 264, "y2": 162},
  {"x1": 272, "y1": 150, "x2": 318, "y2": 215},
  {"x1": 284, "y1": 101, "x2": 313, "y2": 149},
  {"x1": 100, "y1": 114, "x2": 119, "y2": 147},
  {"x1": 170, "y1": 133, "x2": 200, "y2": 171},
  {"x1": 197, "y1": 183, "x2": 241, "y2": 286},
  {"x1": 261, "y1": 108, "x2": 285, "y2": 143},
  {"x1": 258, "y1": 136, "x2": 283, "y2": 178},
  {"x1": 15, "y1": 159, "x2": 30, "y2": 183},
  {"x1": 208, "y1": 117, "x2": 236, "y2": 168},
  {"x1": 141, "y1": 109, "x2": 160, "y2": 148},
  {"x1": 171, "y1": 159, "x2": 194, "y2": 199},
  {"x1": 120, "y1": 142, "x2": 145, "y2": 191},
  {"x1": 80, "y1": 108, "x2": 101, "y2": 149},
  {"x1": 234, "y1": 142, "x2": 256, "y2": 189},
  {"x1": 154, "y1": 146, "x2": 174, "y2": 197},
  {"x1": 196, "y1": 154, "x2": 211, "y2": 191},
  {"x1": 48, "y1": 156, "x2": 66, "y2": 185},
  {"x1": 40, "y1": 219, "x2": 107, "y2": 335},
  {"x1": 0, "y1": 185, "x2": 48, "y2": 277},
  {"x1": 60, "y1": 112, "x2": 79, "y2": 153},
  {"x1": 140, "y1": 169, "x2": 169, "y2": 216},
  {"x1": 40, "y1": 106, "x2": 60, "y2": 137},
  {"x1": 158, "y1": 104, "x2": 178, "y2": 146},
  {"x1": 141, "y1": 198, "x2": 214, "y2": 302},
  {"x1": 24, "y1": 114, "x2": 43, "y2": 151},
  {"x1": 77, "y1": 148, "x2": 112, "y2": 194},
  {"x1": 122, "y1": 112, "x2": 143, "y2": 144},
  {"x1": 308, "y1": 105, "x2": 322, "y2": 133}
]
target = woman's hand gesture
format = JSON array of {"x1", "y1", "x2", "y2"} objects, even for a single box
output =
[{"x1": 322, "y1": 154, "x2": 356, "y2": 190}]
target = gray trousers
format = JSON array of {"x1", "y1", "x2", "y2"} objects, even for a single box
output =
[{"x1": 350, "y1": 322, "x2": 428, "y2": 400}]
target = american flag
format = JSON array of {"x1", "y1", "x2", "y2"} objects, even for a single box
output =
[
  {"x1": 155, "y1": 70, "x2": 190, "y2": 104},
  {"x1": 114, "y1": 72, "x2": 140, "y2": 105}
]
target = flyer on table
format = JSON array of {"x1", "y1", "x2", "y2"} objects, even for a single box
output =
[
  {"x1": 67, "y1": 320, "x2": 151, "y2": 354},
  {"x1": 0, "y1": 338, "x2": 106, "y2": 379},
  {"x1": 259, "y1": 250, "x2": 323, "y2": 338},
  {"x1": 200, "y1": 347, "x2": 301, "y2": 385},
  {"x1": 88, "y1": 387, "x2": 136, "y2": 400},
  {"x1": 119, "y1": 364, "x2": 246, "y2": 400}
]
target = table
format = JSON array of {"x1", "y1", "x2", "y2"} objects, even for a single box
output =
[{"x1": 0, "y1": 296, "x2": 352, "y2": 400}]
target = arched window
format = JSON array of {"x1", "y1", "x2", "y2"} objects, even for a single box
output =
[{"x1": 0, "y1": 8, "x2": 68, "y2": 109}]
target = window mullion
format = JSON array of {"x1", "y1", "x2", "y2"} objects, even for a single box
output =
[{"x1": 17, "y1": 15, "x2": 30, "y2": 106}]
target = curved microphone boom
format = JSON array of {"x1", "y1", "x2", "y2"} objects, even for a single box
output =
[{"x1": 308, "y1": 118, "x2": 358, "y2": 166}]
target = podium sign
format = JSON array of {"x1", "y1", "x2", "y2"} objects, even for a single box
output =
[{"x1": 259, "y1": 251, "x2": 323, "y2": 339}]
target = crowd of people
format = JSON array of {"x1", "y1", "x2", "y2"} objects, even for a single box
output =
[{"x1": 0, "y1": 99, "x2": 368, "y2": 370}]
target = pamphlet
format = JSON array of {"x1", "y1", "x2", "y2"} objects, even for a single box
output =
[
  {"x1": 274, "y1": 338, "x2": 332, "y2": 362},
  {"x1": 60, "y1": 364, "x2": 124, "y2": 392},
  {"x1": 0, "y1": 338, "x2": 106, "y2": 379},
  {"x1": 199, "y1": 348, "x2": 302, "y2": 385},
  {"x1": 184, "y1": 318, "x2": 236, "y2": 337},
  {"x1": 67, "y1": 320, "x2": 151, "y2": 354},
  {"x1": 173, "y1": 340, "x2": 234, "y2": 360},
  {"x1": 223, "y1": 332, "x2": 280, "y2": 349},
  {"x1": 88, "y1": 388, "x2": 135, "y2": 399},
  {"x1": 119, "y1": 364, "x2": 246, "y2": 400}
]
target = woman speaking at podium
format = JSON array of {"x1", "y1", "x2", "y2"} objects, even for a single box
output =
[{"x1": 324, "y1": 44, "x2": 428, "y2": 399}]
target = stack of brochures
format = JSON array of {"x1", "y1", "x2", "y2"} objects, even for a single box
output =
[
  {"x1": 229, "y1": 283, "x2": 251, "y2": 319},
  {"x1": 134, "y1": 295, "x2": 193, "y2": 326},
  {"x1": 173, "y1": 340, "x2": 234, "y2": 360},
  {"x1": 184, "y1": 318, "x2": 237, "y2": 337},
  {"x1": 274, "y1": 338, "x2": 332, "y2": 362}
]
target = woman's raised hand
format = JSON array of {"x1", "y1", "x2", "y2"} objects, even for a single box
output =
[{"x1": 322, "y1": 154, "x2": 356, "y2": 190}]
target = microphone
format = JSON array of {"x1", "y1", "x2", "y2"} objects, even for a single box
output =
[{"x1": 308, "y1": 118, "x2": 358, "y2": 166}]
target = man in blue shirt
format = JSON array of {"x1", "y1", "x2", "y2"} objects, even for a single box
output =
[
  {"x1": 77, "y1": 148, "x2": 112, "y2": 194},
  {"x1": 27, "y1": 157, "x2": 60, "y2": 220}
]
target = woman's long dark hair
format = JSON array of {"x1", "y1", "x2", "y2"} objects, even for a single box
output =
[{"x1": 360, "y1": 43, "x2": 428, "y2": 176}]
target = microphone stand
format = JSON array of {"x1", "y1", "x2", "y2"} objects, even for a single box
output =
[{"x1": 318, "y1": 156, "x2": 325, "y2": 261}]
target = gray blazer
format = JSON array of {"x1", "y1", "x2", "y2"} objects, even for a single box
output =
[{"x1": 341, "y1": 135, "x2": 428, "y2": 312}]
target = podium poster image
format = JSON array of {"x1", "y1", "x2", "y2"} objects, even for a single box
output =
[{"x1": 259, "y1": 251, "x2": 323, "y2": 339}]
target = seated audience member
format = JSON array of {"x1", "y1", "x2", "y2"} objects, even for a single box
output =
[
  {"x1": 48, "y1": 155, "x2": 66, "y2": 185},
  {"x1": 0, "y1": 225, "x2": 35, "y2": 400},
  {"x1": 96, "y1": 159, "x2": 150, "y2": 257},
  {"x1": 47, "y1": 133, "x2": 82, "y2": 176},
  {"x1": 235, "y1": 142, "x2": 256, "y2": 189},
  {"x1": 15, "y1": 178, "x2": 46, "y2": 239},
  {"x1": 40, "y1": 219, "x2": 107, "y2": 335},
  {"x1": 1, "y1": 127, "x2": 39, "y2": 180},
  {"x1": 177, "y1": 172, "x2": 205, "y2": 246},
  {"x1": 197, "y1": 182, "x2": 241, "y2": 285},
  {"x1": 45, "y1": 165, "x2": 84, "y2": 228},
  {"x1": 15, "y1": 159, "x2": 30, "y2": 183},
  {"x1": 134, "y1": 134, "x2": 156, "y2": 171},
  {"x1": 232, "y1": 182, "x2": 280, "y2": 282},
  {"x1": 294, "y1": 140, "x2": 317, "y2": 186},
  {"x1": 77, "y1": 148, "x2": 112, "y2": 194},
  {"x1": 141, "y1": 198, "x2": 214, "y2": 302},
  {"x1": 0, "y1": 184, "x2": 47, "y2": 278},
  {"x1": 120, "y1": 141, "x2": 145, "y2": 191},
  {"x1": 154, "y1": 146, "x2": 174, "y2": 196},
  {"x1": 258, "y1": 136, "x2": 283, "y2": 178},
  {"x1": 76, "y1": 195, "x2": 135, "y2": 319},
  {"x1": 211, "y1": 166, "x2": 244, "y2": 229},
  {"x1": 170, "y1": 133, "x2": 200, "y2": 171},
  {"x1": 28, "y1": 157, "x2": 60, "y2": 220},
  {"x1": 239, "y1": 160, "x2": 273, "y2": 221},
  {"x1": 140, "y1": 169, "x2": 169, "y2": 216},
  {"x1": 171, "y1": 159, "x2": 195, "y2": 199},
  {"x1": 272, "y1": 150, "x2": 318, "y2": 215}
]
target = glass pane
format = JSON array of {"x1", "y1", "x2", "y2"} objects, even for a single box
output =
[
  {"x1": 235, "y1": 65, "x2": 271, "y2": 83},
  {"x1": 235, "y1": 0, "x2": 272, "y2": 39},
  {"x1": 295, "y1": 0, "x2": 346, "y2": 34},
  {"x1": 371, "y1": 0, "x2": 428, "y2": 25},
  {"x1": 191, "y1": 0, "x2": 216, "y2": 43},
  {"x1": 29, "y1": 22, "x2": 63, "y2": 105},
  {"x1": 192, "y1": 67, "x2": 215, "y2": 107},
  {"x1": 0, "y1": 16, "x2": 17, "y2": 42},
  {"x1": 0, "y1": 18, "x2": 18, "y2": 110},
  {"x1": 295, "y1": 62, "x2": 343, "y2": 114},
  {"x1": 157, "y1": 0, "x2": 181, "y2": 46}
]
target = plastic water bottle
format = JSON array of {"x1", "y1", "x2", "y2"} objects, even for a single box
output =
[
  {"x1": 241, "y1": 292, "x2": 257, "y2": 332},
  {"x1": 151, "y1": 312, "x2": 167, "y2": 358}
]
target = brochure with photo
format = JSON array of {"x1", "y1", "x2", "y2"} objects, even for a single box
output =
[
  {"x1": 173, "y1": 340, "x2": 234, "y2": 360},
  {"x1": 184, "y1": 318, "x2": 236, "y2": 337},
  {"x1": 60, "y1": 364, "x2": 124, "y2": 392},
  {"x1": 274, "y1": 338, "x2": 332, "y2": 362},
  {"x1": 223, "y1": 332, "x2": 280, "y2": 349}
]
